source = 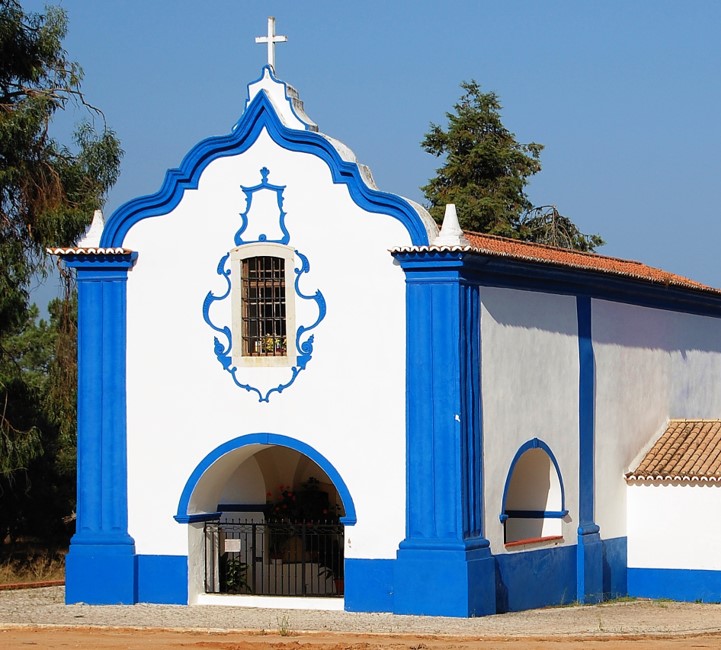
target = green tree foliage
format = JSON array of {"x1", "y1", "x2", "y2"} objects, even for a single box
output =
[
  {"x1": 0, "y1": 1, "x2": 121, "y2": 542},
  {"x1": 0, "y1": 299, "x2": 77, "y2": 543},
  {"x1": 422, "y1": 81, "x2": 602, "y2": 251}
]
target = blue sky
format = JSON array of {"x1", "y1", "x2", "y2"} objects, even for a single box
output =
[{"x1": 26, "y1": 0, "x2": 721, "y2": 301}]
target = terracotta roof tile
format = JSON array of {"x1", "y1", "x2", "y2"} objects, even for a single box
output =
[
  {"x1": 47, "y1": 247, "x2": 132, "y2": 255},
  {"x1": 626, "y1": 420, "x2": 721, "y2": 482},
  {"x1": 461, "y1": 232, "x2": 720, "y2": 295}
]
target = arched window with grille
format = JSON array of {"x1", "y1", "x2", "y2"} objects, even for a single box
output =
[{"x1": 231, "y1": 243, "x2": 296, "y2": 367}]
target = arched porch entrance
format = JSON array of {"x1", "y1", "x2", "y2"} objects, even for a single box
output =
[{"x1": 175, "y1": 434, "x2": 356, "y2": 604}]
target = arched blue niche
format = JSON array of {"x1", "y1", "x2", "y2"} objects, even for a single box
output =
[
  {"x1": 175, "y1": 433, "x2": 357, "y2": 525},
  {"x1": 499, "y1": 438, "x2": 568, "y2": 543}
]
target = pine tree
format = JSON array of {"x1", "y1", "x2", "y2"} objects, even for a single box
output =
[
  {"x1": 422, "y1": 81, "x2": 602, "y2": 251},
  {"x1": 0, "y1": 0, "x2": 121, "y2": 541}
]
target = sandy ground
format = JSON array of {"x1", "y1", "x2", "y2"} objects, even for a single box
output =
[
  {"x1": 3, "y1": 587, "x2": 721, "y2": 648},
  {"x1": 3, "y1": 627, "x2": 721, "y2": 649}
]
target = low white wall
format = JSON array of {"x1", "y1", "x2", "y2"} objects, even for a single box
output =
[{"x1": 628, "y1": 482, "x2": 721, "y2": 570}]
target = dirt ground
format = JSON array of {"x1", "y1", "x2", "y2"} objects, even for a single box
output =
[
  {"x1": 3, "y1": 627, "x2": 721, "y2": 649},
  {"x1": 4, "y1": 588, "x2": 721, "y2": 649}
]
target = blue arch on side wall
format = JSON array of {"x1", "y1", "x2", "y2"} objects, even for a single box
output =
[
  {"x1": 100, "y1": 70, "x2": 430, "y2": 248},
  {"x1": 499, "y1": 437, "x2": 568, "y2": 520},
  {"x1": 174, "y1": 433, "x2": 357, "y2": 525}
]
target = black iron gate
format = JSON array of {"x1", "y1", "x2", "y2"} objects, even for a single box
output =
[{"x1": 204, "y1": 519, "x2": 344, "y2": 597}]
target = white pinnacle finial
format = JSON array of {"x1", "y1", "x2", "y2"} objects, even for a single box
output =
[
  {"x1": 255, "y1": 16, "x2": 287, "y2": 72},
  {"x1": 78, "y1": 209, "x2": 105, "y2": 248},
  {"x1": 433, "y1": 204, "x2": 469, "y2": 247}
]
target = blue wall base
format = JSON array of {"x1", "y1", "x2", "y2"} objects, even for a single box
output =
[
  {"x1": 136, "y1": 555, "x2": 188, "y2": 604},
  {"x1": 601, "y1": 537, "x2": 627, "y2": 599},
  {"x1": 496, "y1": 544, "x2": 576, "y2": 612},
  {"x1": 629, "y1": 567, "x2": 721, "y2": 603},
  {"x1": 348, "y1": 540, "x2": 623, "y2": 616},
  {"x1": 577, "y1": 530, "x2": 603, "y2": 604},
  {"x1": 65, "y1": 544, "x2": 137, "y2": 605},
  {"x1": 393, "y1": 547, "x2": 496, "y2": 617},
  {"x1": 66, "y1": 550, "x2": 189, "y2": 605},
  {"x1": 344, "y1": 559, "x2": 394, "y2": 612}
]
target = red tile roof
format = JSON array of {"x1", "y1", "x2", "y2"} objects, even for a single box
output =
[
  {"x1": 462, "y1": 232, "x2": 719, "y2": 295},
  {"x1": 626, "y1": 420, "x2": 721, "y2": 482}
]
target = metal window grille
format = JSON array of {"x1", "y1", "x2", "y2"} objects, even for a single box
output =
[{"x1": 241, "y1": 256, "x2": 287, "y2": 356}]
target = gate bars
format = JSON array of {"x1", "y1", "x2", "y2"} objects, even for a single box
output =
[{"x1": 204, "y1": 518, "x2": 344, "y2": 597}]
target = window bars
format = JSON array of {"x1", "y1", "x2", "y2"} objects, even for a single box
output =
[{"x1": 241, "y1": 256, "x2": 287, "y2": 356}]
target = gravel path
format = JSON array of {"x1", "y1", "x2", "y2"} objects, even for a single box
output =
[{"x1": 2, "y1": 587, "x2": 721, "y2": 638}]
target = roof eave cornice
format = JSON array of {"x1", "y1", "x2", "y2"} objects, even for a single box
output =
[{"x1": 391, "y1": 246, "x2": 721, "y2": 318}]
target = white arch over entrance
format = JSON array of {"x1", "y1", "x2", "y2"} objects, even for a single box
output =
[
  {"x1": 174, "y1": 433, "x2": 356, "y2": 606},
  {"x1": 175, "y1": 433, "x2": 357, "y2": 524}
]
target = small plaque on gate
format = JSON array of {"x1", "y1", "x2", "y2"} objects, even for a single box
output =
[{"x1": 224, "y1": 538, "x2": 241, "y2": 553}]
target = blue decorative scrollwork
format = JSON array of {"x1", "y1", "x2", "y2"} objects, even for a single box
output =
[
  {"x1": 202, "y1": 253, "x2": 233, "y2": 370},
  {"x1": 294, "y1": 250, "x2": 326, "y2": 370},
  {"x1": 202, "y1": 168, "x2": 325, "y2": 402},
  {"x1": 235, "y1": 167, "x2": 289, "y2": 246}
]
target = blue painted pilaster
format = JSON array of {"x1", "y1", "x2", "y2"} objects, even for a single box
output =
[
  {"x1": 62, "y1": 251, "x2": 138, "y2": 605},
  {"x1": 392, "y1": 251, "x2": 495, "y2": 617},
  {"x1": 576, "y1": 295, "x2": 603, "y2": 603}
]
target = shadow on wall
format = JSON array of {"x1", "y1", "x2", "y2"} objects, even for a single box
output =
[
  {"x1": 494, "y1": 544, "x2": 576, "y2": 613},
  {"x1": 493, "y1": 537, "x2": 627, "y2": 613},
  {"x1": 483, "y1": 287, "x2": 721, "y2": 355}
]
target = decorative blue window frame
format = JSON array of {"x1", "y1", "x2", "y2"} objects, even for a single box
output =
[
  {"x1": 92, "y1": 71, "x2": 431, "y2": 402},
  {"x1": 499, "y1": 438, "x2": 568, "y2": 523},
  {"x1": 201, "y1": 167, "x2": 326, "y2": 402}
]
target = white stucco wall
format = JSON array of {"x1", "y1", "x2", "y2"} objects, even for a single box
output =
[
  {"x1": 627, "y1": 482, "x2": 721, "y2": 570},
  {"x1": 480, "y1": 288, "x2": 579, "y2": 553},
  {"x1": 593, "y1": 300, "x2": 721, "y2": 539},
  {"x1": 122, "y1": 127, "x2": 416, "y2": 563}
]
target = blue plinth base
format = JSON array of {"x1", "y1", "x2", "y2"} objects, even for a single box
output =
[
  {"x1": 577, "y1": 530, "x2": 603, "y2": 604},
  {"x1": 65, "y1": 543, "x2": 137, "y2": 605},
  {"x1": 393, "y1": 546, "x2": 496, "y2": 617}
]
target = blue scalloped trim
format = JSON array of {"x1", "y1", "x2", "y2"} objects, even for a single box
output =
[{"x1": 100, "y1": 82, "x2": 429, "y2": 247}]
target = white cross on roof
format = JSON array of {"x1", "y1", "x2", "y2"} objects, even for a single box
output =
[{"x1": 255, "y1": 16, "x2": 287, "y2": 72}]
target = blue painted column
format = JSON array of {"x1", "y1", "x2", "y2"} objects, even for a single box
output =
[
  {"x1": 62, "y1": 251, "x2": 138, "y2": 605},
  {"x1": 576, "y1": 295, "x2": 603, "y2": 603},
  {"x1": 392, "y1": 251, "x2": 495, "y2": 617}
]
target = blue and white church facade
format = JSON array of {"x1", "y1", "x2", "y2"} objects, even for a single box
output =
[{"x1": 51, "y1": 39, "x2": 721, "y2": 617}]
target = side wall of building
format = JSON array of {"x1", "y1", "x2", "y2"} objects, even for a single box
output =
[
  {"x1": 481, "y1": 287, "x2": 580, "y2": 610},
  {"x1": 481, "y1": 290, "x2": 721, "y2": 611},
  {"x1": 593, "y1": 300, "x2": 721, "y2": 540}
]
